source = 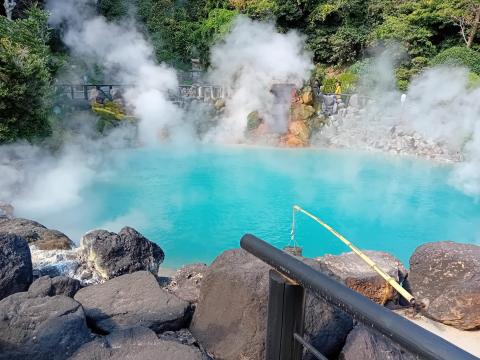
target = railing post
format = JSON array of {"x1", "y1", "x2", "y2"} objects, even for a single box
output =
[{"x1": 266, "y1": 270, "x2": 305, "y2": 360}]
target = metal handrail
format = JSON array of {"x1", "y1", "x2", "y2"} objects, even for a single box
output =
[{"x1": 240, "y1": 234, "x2": 478, "y2": 360}]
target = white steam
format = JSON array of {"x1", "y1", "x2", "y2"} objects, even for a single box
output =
[
  {"x1": 323, "y1": 48, "x2": 480, "y2": 196},
  {"x1": 0, "y1": 126, "x2": 134, "y2": 218},
  {"x1": 206, "y1": 17, "x2": 313, "y2": 142},
  {"x1": 47, "y1": 0, "x2": 184, "y2": 145}
]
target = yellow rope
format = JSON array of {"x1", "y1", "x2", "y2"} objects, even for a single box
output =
[{"x1": 292, "y1": 205, "x2": 415, "y2": 305}]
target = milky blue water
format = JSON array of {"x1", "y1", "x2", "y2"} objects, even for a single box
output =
[{"x1": 38, "y1": 146, "x2": 480, "y2": 268}]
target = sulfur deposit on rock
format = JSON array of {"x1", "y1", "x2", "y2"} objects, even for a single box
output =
[
  {"x1": 317, "y1": 251, "x2": 408, "y2": 305},
  {"x1": 409, "y1": 241, "x2": 480, "y2": 330},
  {"x1": 80, "y1": 226, "x2": 164, "y2": 281}
]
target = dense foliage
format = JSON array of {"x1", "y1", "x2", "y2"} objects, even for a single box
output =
[
  {"x1": 431, "y1": 46, "x2": 480, "y2": 74},
  {"x1": 95, "y1": 0, "x2": 479, "y2": 70},
  {"x1": 1, "y1": 0, "x2": 479, "y2": 142},
  {"x1": 0, "y1": 8, "x2": 53, "y2": 143}
]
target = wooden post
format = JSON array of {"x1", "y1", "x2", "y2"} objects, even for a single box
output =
[{"x1": 266, "y1": 270, "x2": 305, "y2": 360}]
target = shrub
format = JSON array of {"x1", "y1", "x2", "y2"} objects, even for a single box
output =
[
  {"x1": 431, "y1": 47, "x2": 480, "y2": 75},
  {"x1": 0, "y1": 8, "x2": 53, "y2": 144}
]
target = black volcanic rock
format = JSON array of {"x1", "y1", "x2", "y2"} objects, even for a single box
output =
[
  {"x1": 80, "y1": 227, "x2": 164, "y2": 280},
  {"x1": 190, "y1": 249, "x2": 353, "y2": 360},
  {"x1": 28, "y1": 275, "x2": 81, "y2": 298},
  {"x1": 71, "y1": 326, "x2": 204, "y2": 360},
  {"x1": 0, "y1": 233, "x2": 32, "y2": 300},
  {"x1": 0, "y1": 293, "x2": 91, "y2": 360},
  {"x1": 74, "y1": 271, "x2": 191, "y2": 334}
]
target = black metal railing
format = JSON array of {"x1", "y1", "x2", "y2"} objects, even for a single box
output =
[{"x1": 240, "y1": 234, "x2": 478, "y2": 360}]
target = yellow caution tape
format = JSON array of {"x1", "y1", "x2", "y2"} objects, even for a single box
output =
[{"x1": 292, "y1": 205, "x2": 415, "y2": 305}]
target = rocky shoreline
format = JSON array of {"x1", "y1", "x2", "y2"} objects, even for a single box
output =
[
  {"x1": 0, "y1": 205, "x2": 479, "y2": 359},
  {"x1": 242, "y1": 88, "x2": 463, "y2": 164}
]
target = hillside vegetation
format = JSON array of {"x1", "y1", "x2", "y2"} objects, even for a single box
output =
[{"x1": 0, "y1": 0, "x2": 479, "y2": 143}]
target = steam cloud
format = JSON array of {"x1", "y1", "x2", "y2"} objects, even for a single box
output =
[
  {"x1": 323, "y1": 48, "x2": 480, "y2": 196},
  {"x1": 47, "y1": 0, "x2": 185, "y2": 145},
  {"x1": 205, "y1": 16, "x2": 313, "y2": 142}
]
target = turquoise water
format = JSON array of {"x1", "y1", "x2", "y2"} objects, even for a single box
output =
[{"x1": 38, "y1": 146, "x2": 480, "y2": 268}]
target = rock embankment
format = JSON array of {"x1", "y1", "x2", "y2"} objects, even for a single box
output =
[
  {"x1": 314, "y1": 113, "x2": 463, "y2": 163},
  {"x1": 0, "y1": 216, "x2": 478, "y2": 359}
]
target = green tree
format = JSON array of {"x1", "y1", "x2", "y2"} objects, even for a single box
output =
[
  {"x1": 0, "y1": 8, "x2": 53, "y2": 143},
  {"x1": 439, "y1": 0, "x2": 480, "y2": 48},
  {"x1": 431, "y1": 46, "x2": 480, "y2": 74}
]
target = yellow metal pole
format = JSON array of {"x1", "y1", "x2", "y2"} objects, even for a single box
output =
[{"x1": 293, "y1": 205, "x2": 415, "y2": 305}]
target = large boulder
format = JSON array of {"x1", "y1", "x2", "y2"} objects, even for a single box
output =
[
  {"x1": 339, "y1": 325, "x2": 415, "y2": 360},
  {"x1": 0, "y1": 218, "x2": 74, "y2": 250},
  {"x1": 71, "y1": 326, "x2": 204, "y2": 360},
  {"x1": 317, "y1": 251, "x2": 408, "y2": 305},
  {"x1": 190, "y1": 249, "x2": 352, "y2": 360},
  {"x1": 0, "y1": 233, "x2": 32, "y2": 300},
  {"x1": 28, "y1": 275, "x2": 81, "y2": 298},
  {"x1": 0, "y1": 202, "x2": 14, "y2": 219},
  {"x1": 0, "y1": 293, "x2": 91, "y2": 360},
  {"x1": 74, "y1": 271, "x2": 191, "y2": 334},
  {"x1": 409, "y1": 241, "x2": 480, "y2": 330},
  {"x1": 167, "y1": 263, "x2": 207, "y2": 304},
  {"x1": 80, "y1": 227, "x2": 164, "y2": 280}
]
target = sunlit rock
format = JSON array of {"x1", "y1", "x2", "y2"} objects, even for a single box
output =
[
  {"x1": 190, "y1": 249, "x2": 353, "y2": 360},
  {"x1": 0, "y1": 217, "x2": 75, "y2": 250},
  {"x1": 317, "y1": 251, "x2": 408, "y2": 305},
  {"x1": 339, "y1": 325, "x2": 415, "y2": 360},
  {"x1": 166, "y1": 263, "x2": 207, "y2": 304},
  {"x1": 409, "y1": 241, "x2": 480, "y2": 330}
]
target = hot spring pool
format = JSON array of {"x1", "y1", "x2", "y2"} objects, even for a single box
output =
[{"x1": 32, "y1": 146, "x2": 480, "y2": 268}]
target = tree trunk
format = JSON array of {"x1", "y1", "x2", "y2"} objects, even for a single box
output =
[
  {"x1": 3, "y1": 0, "x2": 16, "y2": 20},
  {"x1": 467, "y1": 7, "x2": 480, "y2": 48}
]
